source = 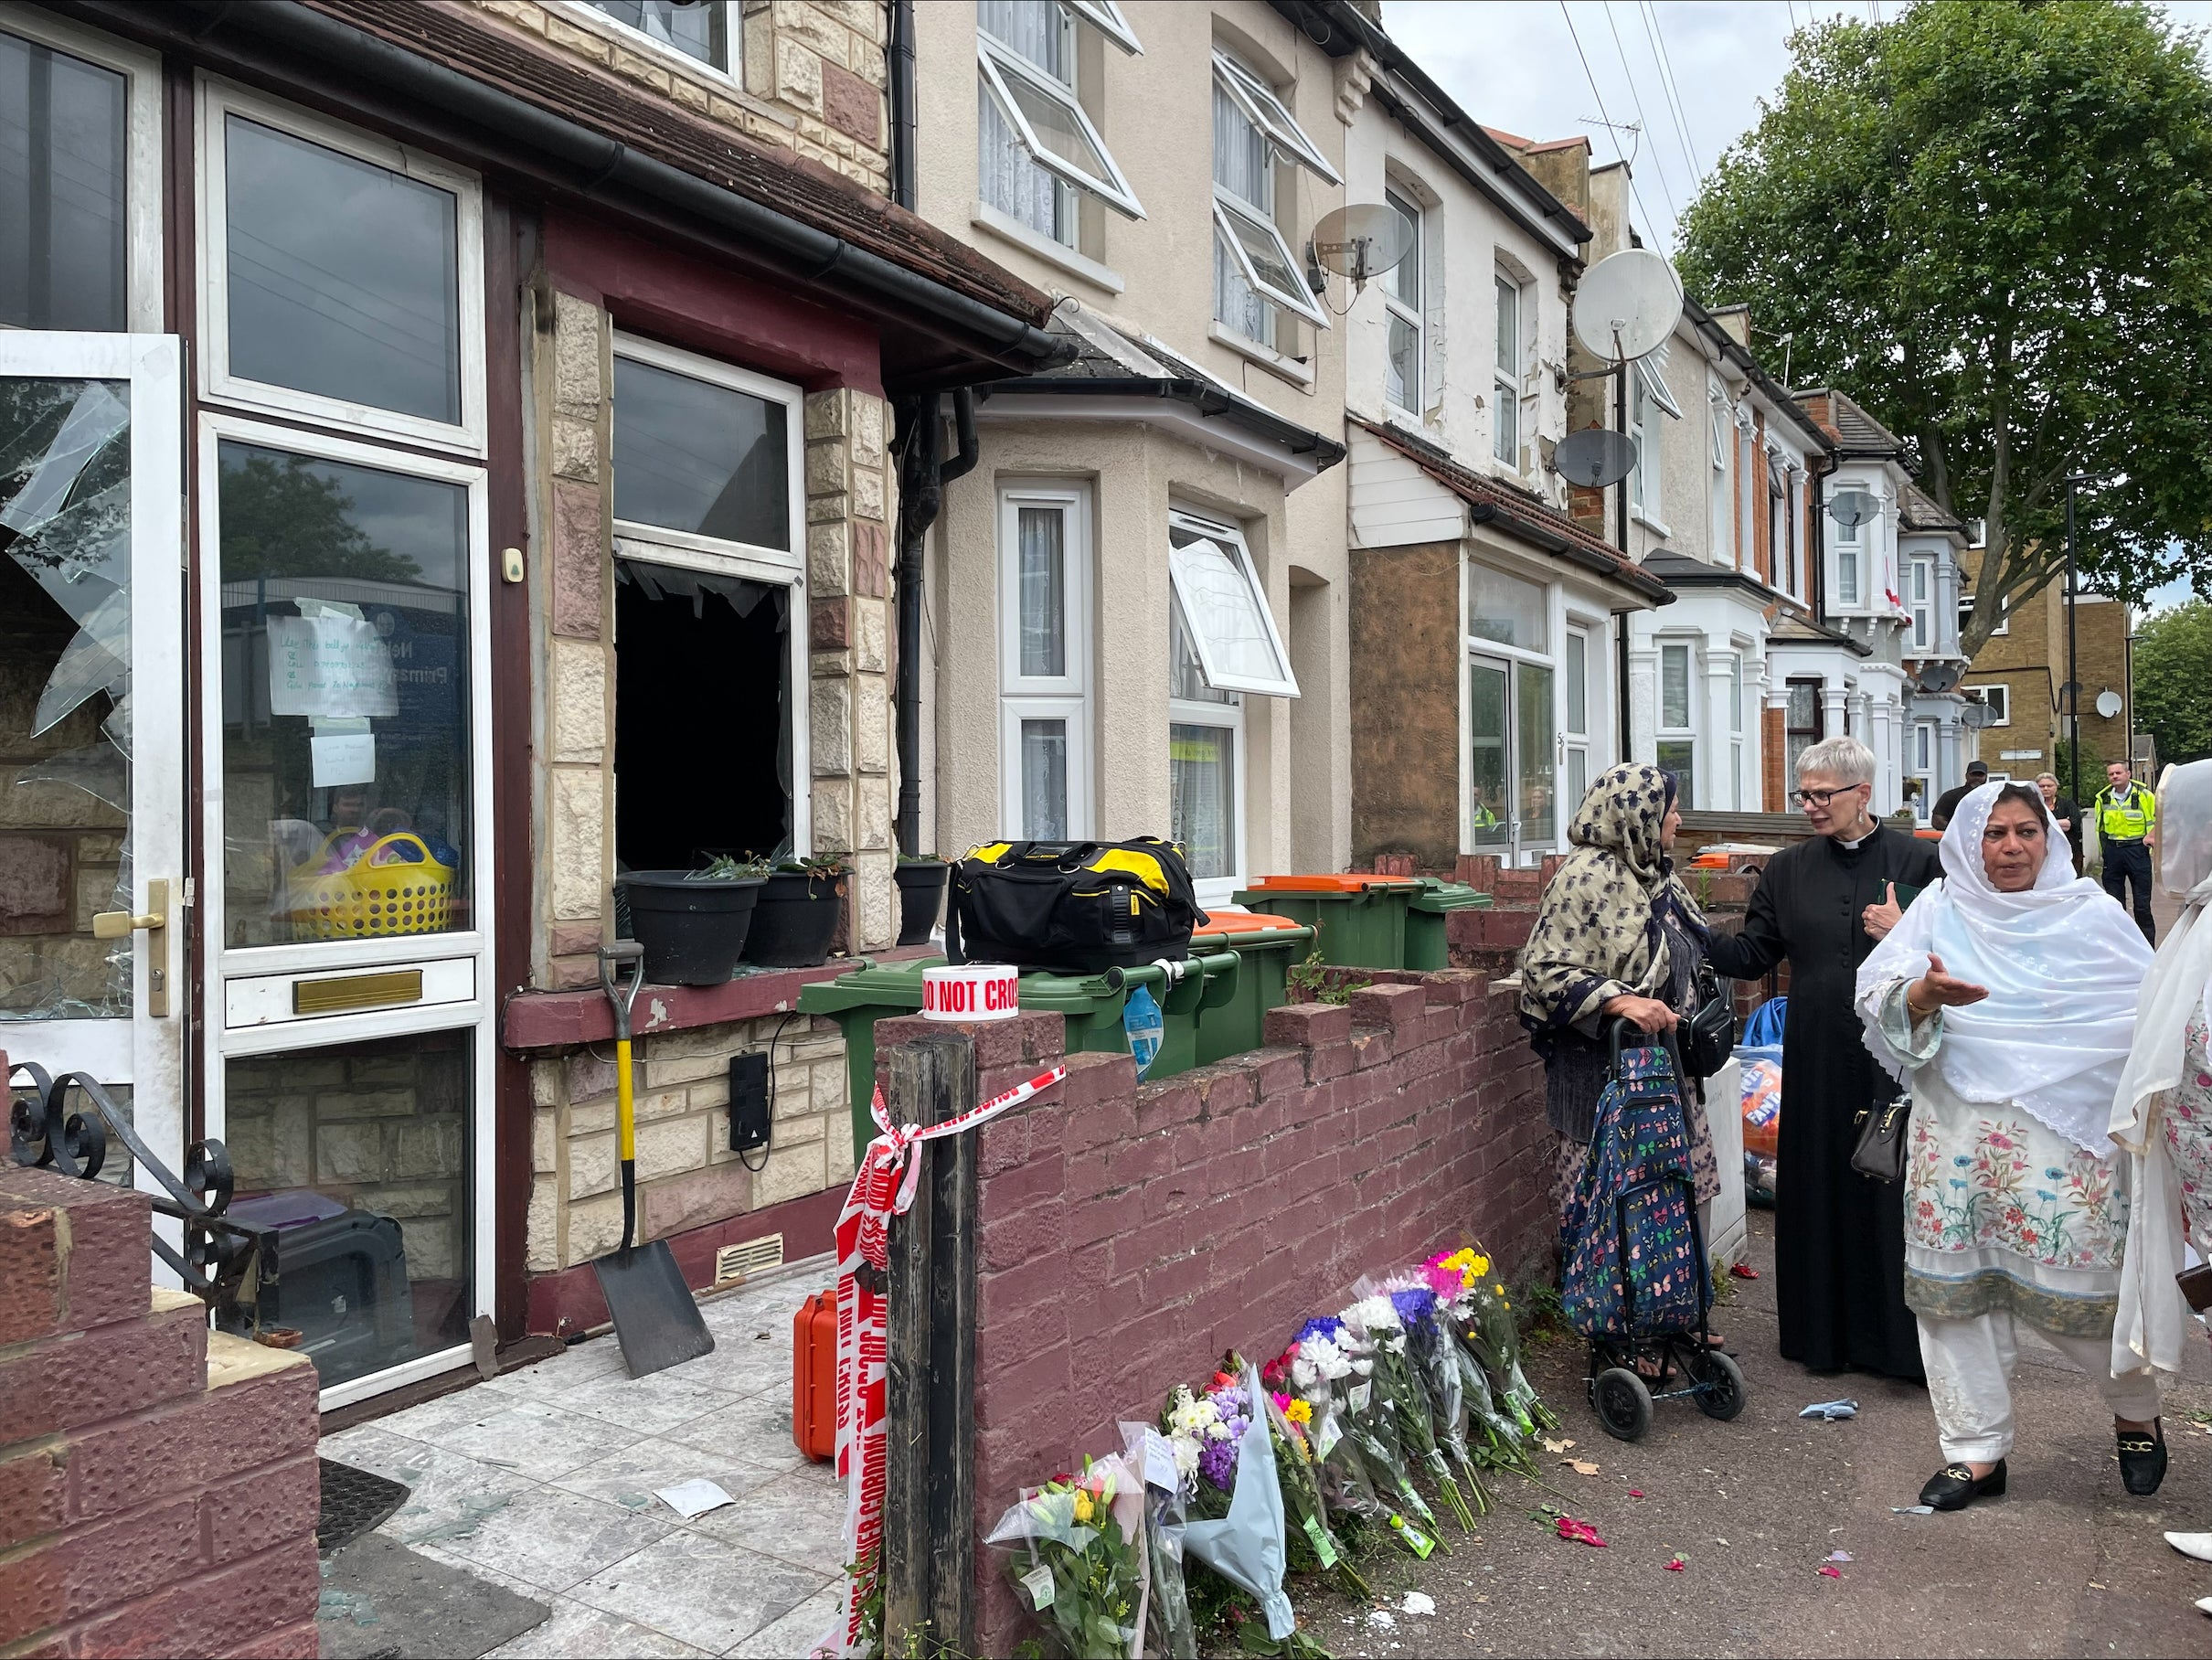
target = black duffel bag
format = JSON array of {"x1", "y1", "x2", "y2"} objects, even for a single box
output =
[{"x1": 943, "y1": 838, "x2": 1207, "y2": 973}]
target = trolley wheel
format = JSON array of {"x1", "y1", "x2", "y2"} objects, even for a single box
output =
[
  {"x1": 1592, "y1": 1367, "x2": 1654, "y2": 1442},
  {"x1": 1694, "y1": 1350, "x2": 1748, "y2": 1421}
]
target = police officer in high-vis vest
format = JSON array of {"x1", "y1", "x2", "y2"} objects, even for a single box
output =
[{"x1": 2093, "y1": 758, "x2": 2158, "y2": 944}]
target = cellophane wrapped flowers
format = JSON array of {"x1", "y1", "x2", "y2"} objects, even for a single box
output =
[
  {"x1": 1299, "y1": 1314, "x2": 1445, "y2": 1558},
  {"x1": 1388, "y1": 1278, "x2": 1490, "y2": 1516},
  {"x1": 1345, "y1": 1289, "x2": 1477, "y2": 1533},
  {"x1": 1118, "y1": 1422, "x2": 1197, "y2": 1660},
  {"x1": 984, "y1": 1455, "x2": 1150, "y2": 1659}
]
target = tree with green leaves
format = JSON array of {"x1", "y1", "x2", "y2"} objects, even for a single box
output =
[
  {"x1": 2134, "y1": 600, "x2": 2212, "y2": 769},
  {"x1": 1677, "y1": 1, "x2": 2212, "y2": 653}
]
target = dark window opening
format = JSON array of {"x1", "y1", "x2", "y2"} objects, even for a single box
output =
[{"x1": 613, "y1": 562, "x2": 792, "y2": 872}]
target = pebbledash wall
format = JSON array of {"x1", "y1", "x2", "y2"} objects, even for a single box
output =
[{"x1": 867, "y1": 963, "x2": 1556, "y2": 1653}]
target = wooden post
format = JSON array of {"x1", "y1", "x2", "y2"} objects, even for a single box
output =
[{"x1": 881, "y1": 1034, "x2": 978, "y2": 1658}]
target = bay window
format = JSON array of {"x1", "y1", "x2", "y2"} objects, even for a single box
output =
[
  {"x1": 999, "y1": 483, "x2": 1092, "y2": 840},
  {"x1": 1909, "y1": 554, "x2": 1934, "y2": 649},
  {"x1": 1834, "y1": 510, "x2": 1863, "y2": 608},
  {"x1": 1657, "y1": 641, "x2": 1695, "y2": 807}
]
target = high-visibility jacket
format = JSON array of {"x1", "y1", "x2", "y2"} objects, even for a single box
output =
[{"x1": 2094, "y1": 782, "x2": 2156, "y2": 842}]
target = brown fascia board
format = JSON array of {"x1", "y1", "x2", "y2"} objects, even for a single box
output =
[
  {"x1": 1271, "y1": 0, "x2": 1592, "y2": 249},
  {"x1": 1682, "y1": 297, "x2": 1834, "y2": 453}
]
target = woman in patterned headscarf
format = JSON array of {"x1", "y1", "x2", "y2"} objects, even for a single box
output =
[{"x1": 1518, "y1": 763, "x2": 1724, "y2": 1344}]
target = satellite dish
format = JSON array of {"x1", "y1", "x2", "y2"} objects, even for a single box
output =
[
  {"x1": 1960, "y1": 699, "x2": 1993, "y2": 731},
  {"x1": 1572, "y1": 248, "x2": 1684, "y2": 361},
  {"x1": 1829, "y1": 489, "x2": 1876, "y2": 529},
  {"x1": 1309, "y1": 203, "x2": 1415, "y2": 290},
  {"x1": 1917, "y1": 662, "x2": 1964, "y2": 694},
  {"x1": 2096, "y1": 688, "x2": 2124, "y2": 719},
  {"x1": 1552, "y1": 428, "x2": 1640, "y2": 490}
]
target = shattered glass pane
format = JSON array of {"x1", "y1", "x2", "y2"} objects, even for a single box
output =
[{"x1": 2, "y1": 377, "x2": 133, "y2": 1021}]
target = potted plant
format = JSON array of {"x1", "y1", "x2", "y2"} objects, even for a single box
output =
[
  {"x1": 894, "y1": 852, "x2": 950, "y2": 947},
  {"x1": 744, "y1": 854, "x2": 849, "y2": 968},
  {"x1": 618, "y1": 855, "x2": 769, "y2": 985}
]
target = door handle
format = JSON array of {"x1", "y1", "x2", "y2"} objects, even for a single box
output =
[{"x1": 91, "y1": 878, "x2": 170, "y2": 1018}]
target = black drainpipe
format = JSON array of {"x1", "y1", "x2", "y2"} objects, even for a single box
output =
[
  {"x1": 893, "y1": 389, "x2": 977, "y2": 857},
  {"x1": 888, "y1": 0, "x2": 918, "y2": 210}
]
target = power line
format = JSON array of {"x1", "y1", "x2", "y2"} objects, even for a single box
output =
[
  {"x1": 1601, "y1": 0, "x2": 1681, "y2": 232},
  {"x1": 1558, "y1": 0, "x2": 1667, "y2": 242},
  {"x1": 1639, "y1": 0, "x2": 1704, "y2": 184}
]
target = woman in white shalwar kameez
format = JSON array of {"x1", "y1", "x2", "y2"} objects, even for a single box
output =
[{"x1": 1855, "y1": 781, "x2": 2159, "y2": 1511}]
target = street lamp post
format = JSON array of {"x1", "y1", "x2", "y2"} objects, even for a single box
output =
[{"x1": 2063, "y1": 473, "x2": 2097, "y2": 810}]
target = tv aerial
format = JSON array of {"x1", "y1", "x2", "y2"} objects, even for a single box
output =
[
  {"x1": 1308, "y1": 202, "x2": 1414, "y2": 297},
  {"x1": 1553, "y1": 427, "x2": 1640, "y2": 490}
]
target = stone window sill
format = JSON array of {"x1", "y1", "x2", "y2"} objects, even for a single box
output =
[
  {"x1": 503, "y1": 947, "x2": 936, "y2": 1050},
  {"x1": 971, "y1": 201, "x2": 1125, "y2": 294},
  {"x1": 1207, "y1": 323, "x2": 1315, "y2": 388}
]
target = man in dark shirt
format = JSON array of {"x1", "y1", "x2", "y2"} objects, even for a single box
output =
[
  {"x1": 1929, "y1": 759, "x2": 1988, "y2": 831},
  {"x1": 2037, "y1": 771, "x2": 2084, "y2": 874}
]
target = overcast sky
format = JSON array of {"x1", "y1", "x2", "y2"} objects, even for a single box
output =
[{"x1": 1377, "y1": 0, "x2": 2211, "y2": 611}]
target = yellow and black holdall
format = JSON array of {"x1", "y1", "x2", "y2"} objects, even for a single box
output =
[{"x1": 943, "y1": 838, "x2": 1207, "y2": 972}]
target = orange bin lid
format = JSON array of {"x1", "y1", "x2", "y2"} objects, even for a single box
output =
[
  {"x1": 1195, "y1": 910, "x2": 1307, "y2": 936},
  {"x1": 1242, "y1": 875, "x2": 1420, "y2": 893}
]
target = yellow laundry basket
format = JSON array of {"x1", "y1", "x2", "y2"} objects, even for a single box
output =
[{"x1": 286, "y1": 832, "x2": 455, "y2": 940}]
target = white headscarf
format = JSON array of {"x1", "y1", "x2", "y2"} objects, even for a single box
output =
[
  {"x1": 2109, "y1": 761, "x2": 2212, "y2": 1380},
  {"x1": 1857, "y1": 780, "x2": 2153, "y2": 1156}
]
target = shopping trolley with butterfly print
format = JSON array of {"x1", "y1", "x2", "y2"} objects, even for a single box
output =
[{"x1": 1561, "y1": 1019, "x2": 1748, "y2": 1441}]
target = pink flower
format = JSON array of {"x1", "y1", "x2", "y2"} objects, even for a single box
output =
[{"x1": 1664, "y1": 1557, "x2": 1685, "y2": 1571}]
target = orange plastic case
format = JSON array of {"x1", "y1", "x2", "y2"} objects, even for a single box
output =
[
  {"x1": 792, "y1": 1288, "x2": 838, "y2": 1463},
  {"x1": 1192, "y1": 910, "x2": 1304, "y2": 936},
  {"x1": 1239, "y1": 875, "x2": 1419, "y2": 893}
]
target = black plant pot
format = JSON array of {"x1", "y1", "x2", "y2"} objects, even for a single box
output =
[
  {"x1": 618, "y1": 871, "x2": 765, "y2": 985},
  {"x1": 743, "y1": 870, "x2": 846, "y2": 968},
  {"x1": 893, "y1": 860, "x2": 949, "y2": 946}
]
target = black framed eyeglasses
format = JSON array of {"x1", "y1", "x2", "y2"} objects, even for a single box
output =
[{"x1": 1790, "y1": 783, "x2": 1867, "y2": 810}]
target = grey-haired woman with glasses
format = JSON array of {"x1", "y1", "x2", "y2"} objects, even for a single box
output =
[{"x1": 1703, "y1": 737, "x2": 1944, "y2": 1381}]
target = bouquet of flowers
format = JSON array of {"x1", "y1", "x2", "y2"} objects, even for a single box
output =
[
  {"x1": 1458, "y1": 1250, "x2": 1558, "y2": 1434},
  {"x1": 1290, "y1": 1316, "x2": 1442, "y2": 1559},
  {"x1": 984, "y1": 1455, "x2": 1151, "y2": 1659},
  {"x1": 1424, "y1": 1250, "x2": 1537, "y2": 1475},
  {"x1": 1260, "y1": 1375, "x2": 1371, "y2": 1601},
  {"x1": 1391, "y1": 1279, "x2": 1490, "y2": 1516},
  {"x1": 1119, "y1": 1422, "x2": 1198, "y2": 1660},
  {"x1": 1345, "y1": 1290, "x2": 1477, "y2": 1533}
]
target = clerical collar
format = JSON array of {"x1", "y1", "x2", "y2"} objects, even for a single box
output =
[{"x1": 1834, "y1": 823, "x2": 1877, "y2": 849}]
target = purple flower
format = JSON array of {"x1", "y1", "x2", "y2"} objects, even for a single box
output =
[
  {"x1": 1197, "y1": 1415, "x2": 1248, "y2": 1489},
  {"x1": 1297, "y1": 1315, "x2": 1346, "y2": 1345},
  {"x1": 1390, "y1": 1287, "x2": 1440, "y2": 1331}
]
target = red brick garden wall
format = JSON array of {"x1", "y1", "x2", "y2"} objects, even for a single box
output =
[
  {"x1": 875, "y1": 963, "x2": 1555, "y2": 1653},
  {"x1": 0, "y1": 1166, "x2": 322, "y2": 1660}
]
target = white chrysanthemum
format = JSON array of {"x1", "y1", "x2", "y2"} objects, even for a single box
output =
[
  {"x1": 1290, "y1": 1354, "x2": 1318, "y2": 1391},
  {"x1": 1172, "y1": 1435, "x2": 1202, "y2": 1480},
  {"x1": 1344, "y1": 1295, "x2": 1401, "y2": 1335}
]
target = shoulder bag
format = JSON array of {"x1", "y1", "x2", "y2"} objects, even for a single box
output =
[
  {"x1": 1677, "y1": 961, "x2": 1736, "y2": 1079},
  {"x1": 1850, "y1": 1090, "x2": 1911, "y2": 1183}
]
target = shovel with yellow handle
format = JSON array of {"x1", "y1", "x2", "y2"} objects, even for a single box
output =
[{"x1": 591, "y1": 942, "x2": 715, "y2": 1378}]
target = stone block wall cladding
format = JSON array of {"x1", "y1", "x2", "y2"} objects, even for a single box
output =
[
  {"x1": 531, "y1": 290, "x2": 899, "y2": 995},
  {"x1": 867, "y1": 970, "x2": 1556, "y2": 1655},
  {"x1": 475, "y1": 0, "x2": 891, "y2": 193},
  {"x1": 524, "y1": 1012, "x2": 857, "y2": 1282},
  {"x1": 0, "y1": 1166, "x2": 322, "y2": 1660}
]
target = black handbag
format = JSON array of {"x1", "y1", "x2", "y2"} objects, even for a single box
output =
[
  {"x1": 1850, "y1": 1089, "x2": 1912, "y2": 1183},
  {"x1": 1677, "y1": 963, "x2": 1736, "y2": 1079}
]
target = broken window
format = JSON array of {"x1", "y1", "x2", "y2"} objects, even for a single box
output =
[
  {"x1": 1, "y1": 376, "x2": 133, "y2": 1019},
  {"x1": 611, "y1": 338, "x2": 804, "y2": 872}
]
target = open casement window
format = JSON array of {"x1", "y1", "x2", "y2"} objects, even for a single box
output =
[
  {"x1": 1214, "y1": 195, "x2": 1326, "y2": 330},
  {"x1": 1634, "y1": 355, "x2": 1683, "y2": 420},
  {"x1": 1065, "y1": 0, "x2": 1143, "y2": 54},
  {"x1": 1211, "y1": 50, "x2": 1340, "y2": 185},
  {"x1": 978, "y1": 20, "x2": 1144, "y2": 222},
  {"x1": 609, "y1": 335, "x2": 808, "y2": 864},
  {"x1": 1165, "y1": 513, "x2": 1299, "y2": 699}
]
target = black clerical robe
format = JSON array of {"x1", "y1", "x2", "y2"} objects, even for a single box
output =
[{"x1": 1706, "y1": 824, "x2": 1944, "y2": 1379}]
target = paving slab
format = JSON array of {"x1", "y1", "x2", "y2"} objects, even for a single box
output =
[{"x1": 319, "y1": 1534, "x2": 550, "y2": 1660}]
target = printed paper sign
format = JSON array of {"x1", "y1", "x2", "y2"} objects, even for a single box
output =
[
  {"x1": 1021, "y1": 1564, "x2": 1055, "y2": 1611},
  {"x1": 310, "y1": 731, "x2": 377, "y2": 788},
  {"x1": 267, "y1": 613, "x2": 399, "y2": 719},
  {"x1": 1142, "y1": 1428, "x2": 1180, "y2": 1494}
]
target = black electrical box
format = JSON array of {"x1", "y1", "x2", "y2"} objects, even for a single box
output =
[{"x1": 730, "y1": 1052, "x2": 771, "y2": 1153}]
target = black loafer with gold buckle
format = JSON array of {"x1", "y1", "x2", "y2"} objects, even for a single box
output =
[
  {"x1": 1920, "y1": 1459, "x2": 2007, "y2": 1511},
  {"x1": 2118, "y1": 1424, "x2": 2168, "y2": 1495}
]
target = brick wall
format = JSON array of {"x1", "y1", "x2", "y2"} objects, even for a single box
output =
[
  {"x1": 0, "y1": 1166, "x2": 321, "y2": 1660},
  {"x1": 870, "y1": 964, "x2": 1557, "y2": 1654}
]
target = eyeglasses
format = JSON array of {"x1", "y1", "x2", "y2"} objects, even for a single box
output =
[{"x1": 1790, "y1": 784, "x2": 1867, "y2": 810}]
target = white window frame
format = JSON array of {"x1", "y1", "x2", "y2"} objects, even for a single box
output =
[
  {"x1": 550, "y1": 1, "x2": 740, "y2": 80},
  {"x1": 1563, "y1": 624, "x2": 1591, "y2": 814},
  {"x1": 1834, "y1": 502, "x2": 1863, "y2": 608},
  {"x1": 1213, "y1": 194, "x2": 1327, "y2": 331},
  {"x1": 1631, "y1": 369, "x2": 1662, "y2": 525},
  {"x1": 1493, "y1": 271, "x2": 1522, "y2": 467},
  {"x1": 1066, "y1": 0, "x2": 1144, "y2": 56},
  {"x1": 1381, "y1": 186, "x2": 1422, "y2": 414},
  {"x1": 1960, "y1": 591, "x2": 2010, "y2": 637},
  {"x1": 1210, "y1": 49, "x2": 1340, "y2": 185},
  {"x1": 1707, "y1": 388, "x2": 1731, "y2": 562},
  {"x1": 1, "y1": 10, "x2": 165, "y2": 333},
  {"x1": 194, "y1": 410, "x2": 500, "y2": 1411},
  {"x1": 608, "y1": 334, "x2": 812, "y2": 854},
  {"x1": 1658, "y1": 640, "x2": 1696, "y2": 803},
  {"x1": 998, "y1": 481, "x2": 1093, "y2": 840},
  {"x1": 1165, "y1": 508, "x2": 1300, "y2": 698},
  {"x1": 196, "y1": 78, "x2": 487, "y2": 457},
  {"x1": 1977, "y1": 684, "x2": 2011, "y2": 728},
  {"x1": 1909, "y1": 553, "x2": 1935, "y2": 650},
  {"x1": 977, "y1": 27, "x2": 1146, "y2": 221}
]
